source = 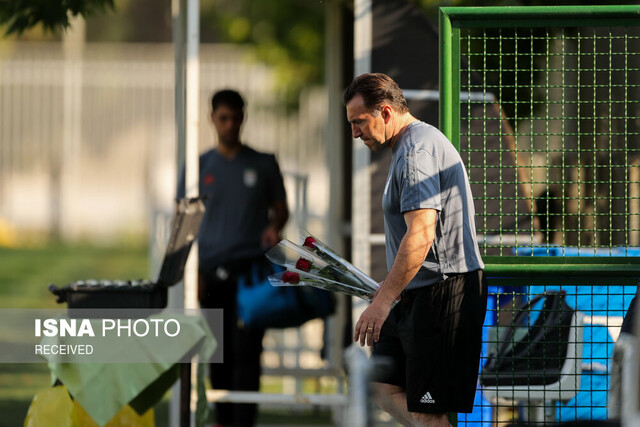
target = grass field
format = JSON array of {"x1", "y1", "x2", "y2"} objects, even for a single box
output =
[
  {"x1": 0, "y1": 242, "x2": 150, "y2": 426},
  {"x1": 0, "y1": 242, "x2": 335, "y2": 426}
]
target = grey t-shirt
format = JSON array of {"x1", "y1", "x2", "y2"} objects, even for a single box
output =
[
  {"x1": 177, "y1": 145, "x2": 287, "y2": 267},
  {"x1": 382, "y1": 121, "x2": 484, "y2": 289}
]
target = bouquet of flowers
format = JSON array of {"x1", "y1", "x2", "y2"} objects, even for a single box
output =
[{"x1": 266, "y1": 234, "x2": 380, "y2": 302}]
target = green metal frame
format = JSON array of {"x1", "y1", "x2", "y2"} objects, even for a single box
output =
[
  {"x1": 439, "y1": 9, "x2": 460, "y2": 150},
  {"x1": 485, "y1": 256, "x2": 640, "y2": 285},
  {"x1": 440, "y1": 5, "x2": 640, "y2": 29},
  {"x1": 439, "y1": 5, "x2": 640, "y2": 280},
  {"x1": 440, "y1": 4, "x2": 640, "y2": 149}
]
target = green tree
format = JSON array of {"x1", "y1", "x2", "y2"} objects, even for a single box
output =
[
  {"x1": 200, "y1": 0, "x2": 324, "y2": 108},
  {"x1": 0, "y1": 0, "x2": 114, "y2": 35}
]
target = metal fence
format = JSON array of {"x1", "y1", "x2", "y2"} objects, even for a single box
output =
[
  {"x1": 0, "y1": 41, "x2": 329, "y2": 244},
  {"x1": 440, "y1": 6, "x2": 640, "y2": 425}
]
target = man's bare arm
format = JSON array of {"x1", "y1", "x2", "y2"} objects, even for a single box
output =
[
  {"x1": 354, "y1": 208, "x2": 437, "y2": 346},
  {"x1": 375, "y1": 208, "x2": 437, "y2": 305}
]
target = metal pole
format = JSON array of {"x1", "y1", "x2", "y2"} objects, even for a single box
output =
[
  {"x1": 324, "y1": 4, "x2": 348, "y2": 423},
  {"x1": 170, "y1": 1, "x2": 186, "y2": 425},
  {"x1": 171, "y1": 0, "x2": 199, "y2": 425},
  {"x1": 184, "y1": 0, "x2": 200, "y2": 312},
  {"x1": 180, "y1": 364, "x2": 192, "y2": 427},
  {"x1": 183, "y1": 2, "x2": 200, "y2": 426},
  {"x1": 352, "y1": 0, "x2": 372, "y2": 350},
  {"x1": 344, "y1": 345, "x2": 373, "y2": 427}
]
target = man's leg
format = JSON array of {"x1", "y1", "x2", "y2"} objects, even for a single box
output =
[
  {"x1": 231, "y1": 325, "x2": 264, "y2": 427},
  {"x1": 373, "y1": 383, "x2": 452, "y2": 427},
  {"x1": 373, "y1": 382, "x2": 414, "y2": 426},
  {"x1": 409, "y1": 412, "x2": 452, "y2": 427},
  {"x1": 200, "y1": 272, "x2": 235, "y2": 426}
]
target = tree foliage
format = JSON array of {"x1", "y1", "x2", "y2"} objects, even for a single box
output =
[
  {"x1": 0, "y1": 0, "x2": 114, "y2": 35},
  {"x1": 5, "y1": 0, "x2": 636, "y2": 110},
  {"x1": 200, "y1": 0, "x2": 324, "y2": 107}
]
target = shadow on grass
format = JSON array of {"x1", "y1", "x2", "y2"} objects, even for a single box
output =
[
  {"x1": 0, "y1": 399, "x2": 31, "y2": 426},
  {"x1": 154, "y1": 400, "x2": 334, "y2": 426},
  {"x1": 0, "y1": 363, "x2": 50, "y2": 375}
]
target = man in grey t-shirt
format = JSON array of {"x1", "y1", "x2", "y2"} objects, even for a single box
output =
[
  {"x1": 382, "y1": 120, "x2": 484, "y2": 287},
  {"x1": 345, "y1": 73, "x2": 487, "y2": 426}
]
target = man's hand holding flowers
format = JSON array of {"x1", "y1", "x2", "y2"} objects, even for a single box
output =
[
  {"x1": 354, "y1": 209, "x2": 437, "y2": 347},
  {"x1": 353, "y1": 282, "x2": 397, "y2": 347}
]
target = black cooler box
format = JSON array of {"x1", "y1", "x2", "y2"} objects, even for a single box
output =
[{"x1": 49, "y1": 197, "x2": 205, "y2": 309}]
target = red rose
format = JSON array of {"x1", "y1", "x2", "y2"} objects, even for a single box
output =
[
  {"x1": 296, "y1": 258, "x2": 312, "y2": 272},
  {"x1": 282, "y1": 271, "x2": 300, "y2": 284},
  {"x1": 303, "y1": 237, "x2": 316, "y2": 248}
]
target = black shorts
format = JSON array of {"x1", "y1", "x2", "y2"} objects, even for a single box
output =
[{"x1": 372, "y1": 270, "x2": 488, "y2": 414}]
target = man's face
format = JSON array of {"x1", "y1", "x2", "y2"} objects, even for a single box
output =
[
  {"x1": 346, "y1": 94, "x2": 387, "y2": 152},
  {"x1": 211, "y1": 104, "x2": 244, "y2": 146}
]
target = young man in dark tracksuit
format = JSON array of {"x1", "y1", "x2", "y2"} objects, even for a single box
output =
[{"x1": 178, "y1": 90, "x2": 288, "y2": 427}]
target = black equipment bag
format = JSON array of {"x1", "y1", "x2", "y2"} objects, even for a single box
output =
[
  {"x1": 48, "y1": 197, "x2": 205, "y2": 309},
  {"x1": 481, "y1": 290, "x2": 576, "y2": 387}
]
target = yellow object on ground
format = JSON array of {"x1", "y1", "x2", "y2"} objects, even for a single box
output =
[
  {"x1": 0, "y1": 218, "x2": 16, "y2": 247},
  {"x1": 24, "y1": 385, "x2": 154, "y2": 427}
]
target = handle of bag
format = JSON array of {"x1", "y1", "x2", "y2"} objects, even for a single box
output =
[
  {"x1": 509, "y1": 290, "x2": 567, "y2": 328},
  {"x1": 490, "y1": 290, "x2": 570, "y2": 359}
]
